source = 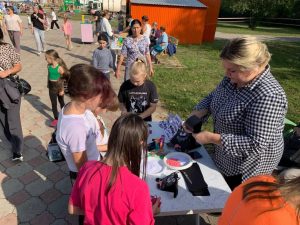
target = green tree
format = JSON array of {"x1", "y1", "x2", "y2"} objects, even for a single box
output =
[{"x1": 224, "y1": 0, "x2": 295, "y2": 29}]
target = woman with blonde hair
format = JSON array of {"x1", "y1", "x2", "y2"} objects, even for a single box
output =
[
  {"x1": 187, "y1": 36, "x2": 288, "y2": 190},
  {"x1": 118, "y1": 58, "x2": 158, "y2": 121}
]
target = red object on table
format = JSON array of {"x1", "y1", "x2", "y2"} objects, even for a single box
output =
[{"x1": 166, "y1": 158, "x2": 181, "y2": 167}]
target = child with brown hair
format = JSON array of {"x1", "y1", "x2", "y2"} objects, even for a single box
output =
[{"x1": 45, "y1": 49, "x2": 69, "y2": 127}]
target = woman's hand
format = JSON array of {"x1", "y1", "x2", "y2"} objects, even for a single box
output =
[
  {"x1": 0, "y1": 69, "x2": 11, "y2": 78},
  {"x1": 149, "y1": 67, "x2": 154, "y2": 77},
  {"x1": 115, "y1": 68, "x2": 121, "y2": 79},
  {"x1": 58, "y1": 90, "x2": 64, "y2": 96},
  {"x1": 192, "y1": 131, "x2": 221, "y2": 145}
]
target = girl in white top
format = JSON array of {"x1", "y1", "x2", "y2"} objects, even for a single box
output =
[
  {"x1": 142, "y1": 15, "x2": 151, "y2": 45},
  {"x1": 100, "y1": 10, "x2": 113, "y2": 37},
  {"x1": 56, "y1": 64, "x2": 115, "y2": 180}
]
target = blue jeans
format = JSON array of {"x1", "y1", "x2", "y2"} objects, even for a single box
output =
[{"x1": 33, "y1": 27, "x2": 46, "y2": 52}]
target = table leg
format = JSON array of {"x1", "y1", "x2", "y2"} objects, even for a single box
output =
[
  {"x1": 111, "y1": 49, "x2": 118, "y2": 68},
  {"x1": 195, "y1": 214, "x2": 200, "y2": 225}
]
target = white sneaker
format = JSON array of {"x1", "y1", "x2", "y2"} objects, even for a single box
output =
[
  {"x1": 12, "y1": 153, "x2": 23, "y2": 162},
  {"x1": 37, "y1": 52, "x2": 41, "y2": 56}
]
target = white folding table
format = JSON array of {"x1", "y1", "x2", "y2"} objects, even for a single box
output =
[{"x1": 147, "y1": 122, "x2": 231, "y2": 224}]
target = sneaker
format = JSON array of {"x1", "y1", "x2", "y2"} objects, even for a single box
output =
[
  {"x1": 37, "y1": 52, "x2": 41, "y2": 56},
  {"x1": 50, "y1": 119, "x2": 58, "y2": 127},
  {"x1": 12, "y1": 153, "x2": 23, "y2": 162}
]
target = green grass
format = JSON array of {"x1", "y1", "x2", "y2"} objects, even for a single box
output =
[
  {"x1": 217, "y1": 22, "x2": 300, "y2": 37},
  {"x1": 152, "y1": 40, "x2": 300, "y2": 124}
]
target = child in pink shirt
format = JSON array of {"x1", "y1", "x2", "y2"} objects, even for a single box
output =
[
  {"x1": 68, "y1": 114, "x2": 161, "y2": 225},
  {"x1": 62, "y1": 13, "x2": 73, "y2": 50}
]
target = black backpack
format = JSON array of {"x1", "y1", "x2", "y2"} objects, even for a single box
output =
[{"x1": 279, "y1": 125, "x2": 300, "y2": 168}]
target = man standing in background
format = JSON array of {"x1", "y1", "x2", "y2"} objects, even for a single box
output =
[{"x1": 90, "y1": 9, "x2": 102, "y2": 38}]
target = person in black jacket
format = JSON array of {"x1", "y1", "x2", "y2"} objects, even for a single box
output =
[
  {"x1": 0, "y1": 28, "x2": 23, "y2": 161},
  {"x1": 31, "y1": 5, "x2": 46, "y2": 55}
]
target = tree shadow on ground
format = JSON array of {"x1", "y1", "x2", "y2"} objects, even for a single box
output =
[
  {"x1": 71, "y1": 37, "x2": 88, "y2": 44},
  {"x1": 65, "y1": 52, "x2": 92, "y2": 63},
  {"x1": 0, "y1": 134, "x2": 77, "y2": 224},
  {"x1": 47, "y1": 43, "x2": 65, "y2": 49},
  {"x1": 20, "y1": 45, "x2": 36, "y2": 54},
  {"x1": 23, "y1": 94, "x2": 53, "y2": 126}
]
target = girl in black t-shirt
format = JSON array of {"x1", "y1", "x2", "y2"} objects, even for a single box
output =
[{"x1": 118, "y1": 59, "x2": 159, "y2": 121}]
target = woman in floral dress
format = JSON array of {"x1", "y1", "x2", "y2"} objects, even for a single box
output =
[{"x1": 115, "y1": 19, "x2": 153, "y2": 81}]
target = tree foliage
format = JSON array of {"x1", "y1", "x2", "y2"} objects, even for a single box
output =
[{"x1": 222, "y1": 0, "x2": 295, "y2": 28}]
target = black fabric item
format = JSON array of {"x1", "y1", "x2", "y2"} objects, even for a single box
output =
[
  {"x1": 31, "y1": 13, "x2": 45, "y2": 30},
  {"x1": 0, "y1": 98, "x2": 23, "y2": 155},
  {"x1": 169, "y1": 127, "x2": 201, "y2": 152},
  {"x1": 48, "y1": 81, "x2": 65, "y2": 119},
  {"x1": 180, "y1": 163, "x2": 210, "y2": 196},
  {"x1": 7, "y1": 75, "x2": 31, "y2": 95},
  {"x1": 156, "y1": 172, "x2": 179, "y2": 198},
  {"x1": 185, "y1": 115, "x2": 202, "y2": 133},
  {"x1": 223, "y1": 174, "x2": 242, "y2": 191}
]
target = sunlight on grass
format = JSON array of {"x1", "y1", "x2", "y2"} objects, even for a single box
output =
[
  {"x1": 217, "y1": 22, "x2": 300, "y2": 37},
  {"x1": 153, "y1": 40, "x2": 300, "y2": 123}
]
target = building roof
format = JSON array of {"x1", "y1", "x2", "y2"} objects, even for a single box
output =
[{"x1": 130, "y1": 0, "x2": 207, "y2": 8}]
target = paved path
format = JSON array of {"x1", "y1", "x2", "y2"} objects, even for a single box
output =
[{"x1": 0, "y1": 17, "x2": 169, "y2": 225}]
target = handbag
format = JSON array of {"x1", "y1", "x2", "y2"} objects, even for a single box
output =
[
  {"x1": 279, "y1": 125, "x2": 300, "y2": 168},
  {"x1": 7, "y1": 75, "x2": 31, "y2": 95},
  {"x1": 46, "y1": 130, "x2": 65, "y2": 162}
]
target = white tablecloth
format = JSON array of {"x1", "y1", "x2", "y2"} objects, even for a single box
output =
[{"x1": 147, "y1": 122, "x2": 231, "y2": 216}]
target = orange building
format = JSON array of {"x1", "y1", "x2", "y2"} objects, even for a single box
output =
[{"x1": 129, "y1": 0, "x2": 221, "y2": 44}]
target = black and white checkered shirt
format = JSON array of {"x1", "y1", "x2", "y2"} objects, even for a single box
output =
[{"x1": 195, "y1": 65, "x2": 287, "y2": 181}]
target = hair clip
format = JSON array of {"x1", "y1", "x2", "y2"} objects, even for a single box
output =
[{"x1": 135, "y1": 58, "x2": 145, "y2": 63}]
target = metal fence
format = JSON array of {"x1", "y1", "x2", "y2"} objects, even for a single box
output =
[{"x1": 218, "y1": 17, "x2": 300, "y2": 27}]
